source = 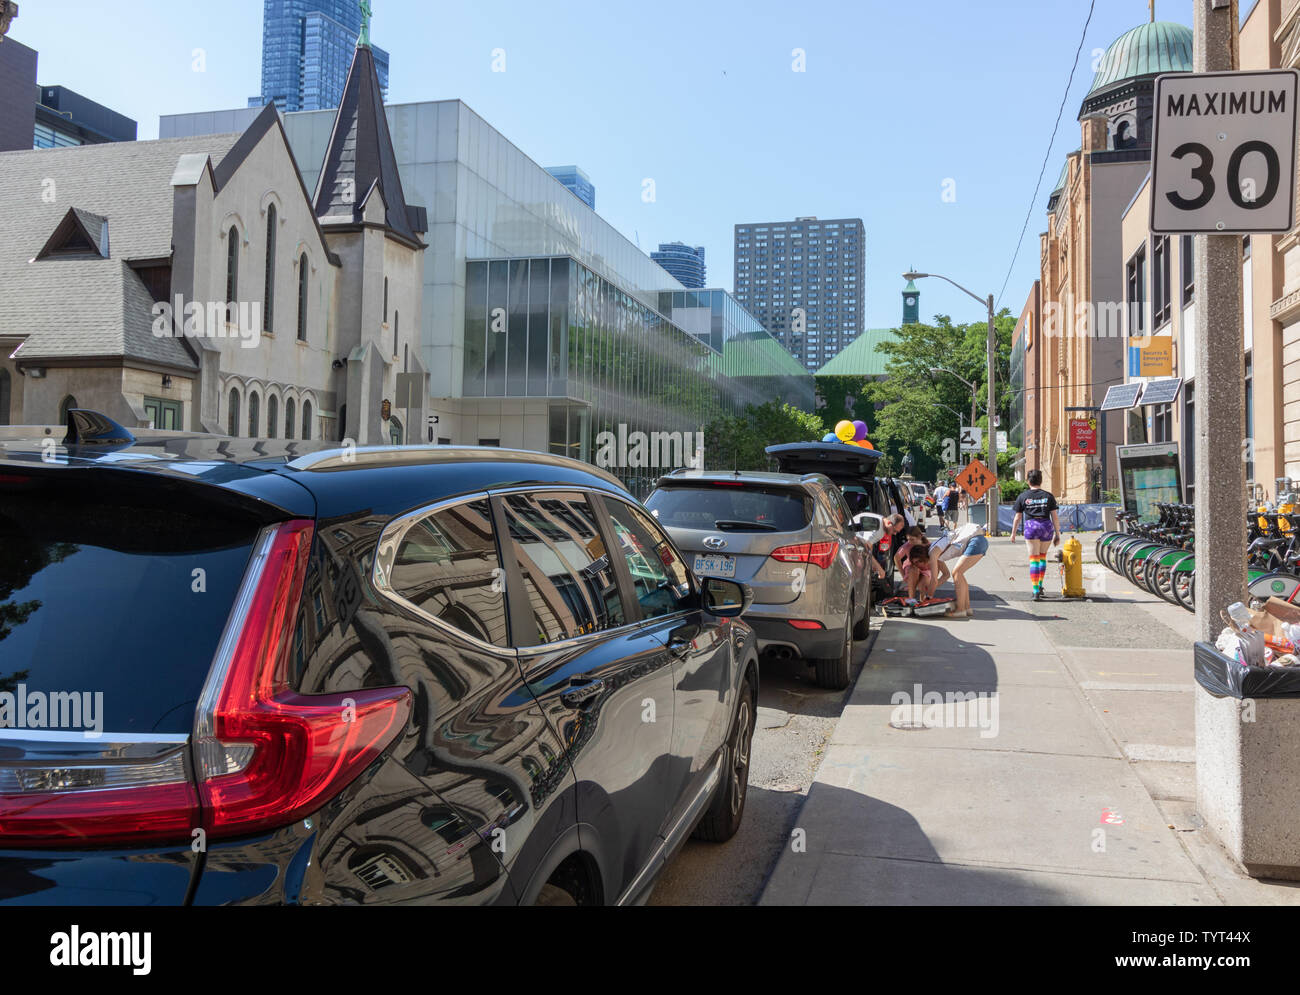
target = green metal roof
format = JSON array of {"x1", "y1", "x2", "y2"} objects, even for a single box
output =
[
  {"x1": 1087, "y1": 21, "x2": 1192, "y2": 95},
  {"x1": 814, "y1": 328, "x2": 897, "y2": 378},
  {"x1": 1051, "y1": 157, "x2": 1070, "y2": 195},
  {"x1": 713, "y1": 331, "x2": 810, "y2": 378}
]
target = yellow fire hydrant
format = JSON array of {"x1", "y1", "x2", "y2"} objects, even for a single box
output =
[{"x1": 1062, "y1": 535, "x2": 1086, "y2": 598}]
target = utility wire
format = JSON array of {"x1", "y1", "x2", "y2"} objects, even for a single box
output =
[{"x1": 994, "y1": 0, "x2": 1098, "y2": 311}]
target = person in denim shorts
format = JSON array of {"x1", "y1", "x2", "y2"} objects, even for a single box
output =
[
  {"x1": 1010, "y1": 469, "x2": 1061, "y2": 601},
  {"x1": 937, "y1": 522, "x2": 987, "y2": 617}
]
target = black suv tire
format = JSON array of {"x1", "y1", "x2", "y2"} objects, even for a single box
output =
[{"x1": 692, "y1": 668, "x2": 756, "y2": 842}]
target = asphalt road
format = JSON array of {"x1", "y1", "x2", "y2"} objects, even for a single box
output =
[{"x1": 648, "y1": 625, "x2": 876, "y2": 905}]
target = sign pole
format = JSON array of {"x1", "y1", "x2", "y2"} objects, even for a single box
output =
[{"x1": 1192, "y1": 0, "x2": 1247, "y2": 643}]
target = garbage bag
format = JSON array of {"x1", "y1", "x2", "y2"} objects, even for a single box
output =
[{"x1": 1194, "y1": 640, "x2": 1300, "y2": 699}]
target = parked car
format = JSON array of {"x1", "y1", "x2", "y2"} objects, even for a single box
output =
[
  {"x1": 906, "y1": 481, "x2": 929, "y2": 506},
  {"x1": 764, "y1": 442, "x2": 903, "y2": 603},
  {"x1": 644, "y1": 469, "x2": 871, "y2": 690},
  {"x1": 0, "y1": 411, "x2": 759, "y2": 906},
  {"x1": 883, "y1": 477, "x2": 919, "y2": 528}
]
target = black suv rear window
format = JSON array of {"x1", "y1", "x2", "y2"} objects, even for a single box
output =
[
  {"x1": 0, "y1": 481, "x2": 260, "y2": 735},
  {"x1": 646, "y1": 484, "x2": 811, "y2": 533}
]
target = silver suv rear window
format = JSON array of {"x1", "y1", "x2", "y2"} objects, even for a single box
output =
[{"x1": 646, "y1": 484, "x2": 812, "y2": 533}]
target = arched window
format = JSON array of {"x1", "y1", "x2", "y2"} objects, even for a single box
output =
[
  {"x1": 389, "y1": 415, "x2": 403, "y2": 445},
  {"x1": 225, "y1": 226, "x2": 239, "y2": 307},
  {"x1": 297, "y1": 253, "x2": 308, "y2": 341},
  {"x1": 248, "y1": 390, "x2": 260, "y2": 437},
  {"x1": 285, "y1": 398, "x2": 295, "y2": 440},
  {"x1": 227, "y1": 388, "x2": 240, "y2": 437},
  {"x1": 263, "y1": 205, "x2": 276, "y2": 333},
  {"x1": 267, "y1": 394, "x2": 278, "y2": 438},
  {"x1": 394, "y1": 310, "x2": 399, "y2": 358},
  {"x1": 301, "y1": 400, "x2": 312, "y2": 440},
  {"x1": 59, "y1": 394, "x2": 78, "y2": 423},
  {"x1": 0, "y1": 368, "x2": 10, "y2": 426},
  {"x1": 383, "y1": 276, "x2": 388, "y2": 323}
]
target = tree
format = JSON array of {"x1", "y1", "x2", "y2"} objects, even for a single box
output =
[
  {"x1": 862, "y1": 309, "x2": 1017, "y2": 481},
  {"x1": 704, "y1": 400, "x2": 826, "y2": 472}
]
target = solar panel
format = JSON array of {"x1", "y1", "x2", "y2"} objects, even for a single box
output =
[
  {"x1": 1100, "y1": 382, "x2": 1143, "y2": 411},
  {"x1": 1139, "y1": 377, "x2": 1182, "y2": 406}
]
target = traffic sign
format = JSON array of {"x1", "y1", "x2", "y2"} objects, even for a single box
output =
[
  {"x1": 959, "y1": 426, "x2": 983, "y2": 453},
  {"x1": 957, "y1": 458, "x2": 995, "y2": 503},
  {"x1": 1151, "y1": 69, "x2": 1300, "y2": 234}
]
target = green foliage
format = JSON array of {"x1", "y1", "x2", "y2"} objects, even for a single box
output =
[
  {"x1": 1000, "y1": 478, "x2": 1028, "y2": 503},
  {"x1": 862, "y1": 309, "x2": 1017, "y2": 484},
  {"x1": 1102, "y1": 488, "x2": 1121, "y2": 504},
  {"x1": 703, "y1": 401, "x2": 826, "y2": 472}
]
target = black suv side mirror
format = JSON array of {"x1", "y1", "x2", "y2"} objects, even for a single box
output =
[{"x1": 702, "y1": 577, "x2": 752, "y2": 617}]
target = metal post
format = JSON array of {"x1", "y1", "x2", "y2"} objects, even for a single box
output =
[
  {"x1": 1193, "y1": 0, "x2": 1245, "y2": 642},
  {"x1": 986, "y1": 293, "x2": 999, "y2": 535}
]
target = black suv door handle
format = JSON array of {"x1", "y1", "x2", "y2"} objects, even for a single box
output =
[{"x1": 560, "y1": 679, "x2": 605, "y2": 708}]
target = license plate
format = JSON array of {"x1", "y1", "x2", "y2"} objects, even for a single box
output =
[{"x1": 693, "y1": 554, "x2": 736, "y2": 578}]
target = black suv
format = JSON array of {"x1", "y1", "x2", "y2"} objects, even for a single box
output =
[{"x1": 0, "y1": 413, "x2": 759, "y2": 906}]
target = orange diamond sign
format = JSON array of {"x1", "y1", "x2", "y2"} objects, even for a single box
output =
[{"x1": 957, "y1": 458, "x2": 995, "y2": 503}]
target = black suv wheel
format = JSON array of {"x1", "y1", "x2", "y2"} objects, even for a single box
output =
[{"x1": 692, "y1": 669, "x2": 756, "y2": 842}]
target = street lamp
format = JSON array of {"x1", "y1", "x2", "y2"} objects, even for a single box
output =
[
  {"x1": 929, "y1": 366, "x2": 978, "y2": 430},
  {"x1": 906, "y1": 271, "x2": 999, "y2": 536}
]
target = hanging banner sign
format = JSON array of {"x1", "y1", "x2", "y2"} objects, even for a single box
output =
[{"x1": 1069, "y1": 417, "x2": 1099, "y2": 455}]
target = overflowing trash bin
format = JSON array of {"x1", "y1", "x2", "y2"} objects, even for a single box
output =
[{"x1": 1195, "y1": 597, "x2": 1300, "y2": 880}]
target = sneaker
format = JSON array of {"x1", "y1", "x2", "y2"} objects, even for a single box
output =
[{"x1": 1032, "y1": 590, "x2": 1044, "y2": 601}]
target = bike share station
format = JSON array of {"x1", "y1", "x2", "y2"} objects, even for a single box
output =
[{"x1": 1144, "y1": 16, "x2": 1300, "y2": 880}]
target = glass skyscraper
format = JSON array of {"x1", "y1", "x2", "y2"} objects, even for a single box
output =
[
  {"x1": 651, "y1": 242, "x2": 706, "y2": 288},
  {"x1": 250, "y1": 0, "x2": 389, "y2": 112},
  {"x1": 544, "y1": 166, "x2": 595, "y2": 210}
]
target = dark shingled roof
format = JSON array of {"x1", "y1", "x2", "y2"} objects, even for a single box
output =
[
  {"x1": 0, "y1": 133, "x2": 239, "y2": 368},
  {"x1": 312, "y1": 44, "x2": 424, "y2": 246}
]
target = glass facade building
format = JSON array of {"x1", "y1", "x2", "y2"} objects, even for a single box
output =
[
  {"x1": 464, "y1": 257, "x2": 813, "y2": 494},
  {"x1": 544, "y1": 166, "x2": 595, "y2": 210},
  {"x1": 651, "y1": 242, "x2": 706, "y2": 288},
  {"x1": 251, "y1": 1, "x2": 389, "y2": 112}
]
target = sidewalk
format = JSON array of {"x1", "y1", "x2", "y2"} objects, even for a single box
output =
[{"x1": 759, "y1": 531, "x2": 1300, "y2": 905}]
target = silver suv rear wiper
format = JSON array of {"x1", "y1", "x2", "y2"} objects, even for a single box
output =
[{"x1": 713, "y1": 519, "x2": 779, "y2": 531}]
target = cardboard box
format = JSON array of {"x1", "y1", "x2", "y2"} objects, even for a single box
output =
[{"x1": 1249, "y1": 597, "x2": 1300, "y2": 638}]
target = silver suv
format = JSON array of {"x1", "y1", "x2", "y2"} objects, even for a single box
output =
[{"x1": 645, "y1": 470, "x2": 872, "y2": 689}]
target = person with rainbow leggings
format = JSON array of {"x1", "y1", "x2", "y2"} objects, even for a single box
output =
[{"x1": 1009, "y1": 469, "x2": 1061, "y2": 601}]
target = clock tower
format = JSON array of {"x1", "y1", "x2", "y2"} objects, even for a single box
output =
[{"x1": 902, "y1": 277, "x2": 919, "y2": 325}]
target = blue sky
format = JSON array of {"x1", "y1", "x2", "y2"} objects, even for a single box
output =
[{"x1": 13, "y1": 0, "x2": 1205, "y2": 330}]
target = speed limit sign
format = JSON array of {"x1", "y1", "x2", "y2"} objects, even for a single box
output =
[{"x1": 1150, "y1": 69, "x2": 1299, "y2": 234}]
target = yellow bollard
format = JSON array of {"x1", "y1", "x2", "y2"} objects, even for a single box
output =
[{"x1": 1062, "y1": 536, "x2": 1086, "y2": 598}]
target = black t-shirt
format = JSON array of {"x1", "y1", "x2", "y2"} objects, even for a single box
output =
[{"x1": 1015, "y1": 488, "x2": 1057, "y2": 520}]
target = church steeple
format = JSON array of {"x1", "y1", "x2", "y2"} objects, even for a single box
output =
[
  {"x1": 312, "y1": 38, "x2": 425, "y2": 246},
  {"x1": 902, "y1": 275, "x2": 919, "y2": 325}
]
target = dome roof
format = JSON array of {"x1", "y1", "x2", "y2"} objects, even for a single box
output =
[{"x1": 1087, "y1": 21, "x2": 1193, "y2": 95}]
